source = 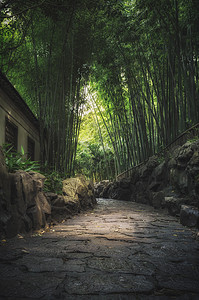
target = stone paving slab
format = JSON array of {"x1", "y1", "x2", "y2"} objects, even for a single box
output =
[{"x1": 0, "y1": 198, "x2": 199, "y2": 299}]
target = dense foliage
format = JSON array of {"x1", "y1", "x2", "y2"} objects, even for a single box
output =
[
  {"x1": 1, "y1": 0, "x2": 199, "y2": 179},
  {"x1": 2, "y1": 144, "x2": 40, "y2": 173},
  {"x1": 2, "y1": 144, "x2": 63, "y2": 194},
  {"x1": 76, "y1": 108, "x2": 115, "y2": 181}
]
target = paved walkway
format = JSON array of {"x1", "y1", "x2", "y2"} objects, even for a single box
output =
[{"x1": 0, "y1": 199, "x2": 199, "y2": 300}]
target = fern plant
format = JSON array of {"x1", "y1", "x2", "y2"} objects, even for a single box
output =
[{"x1": 2, "y1": 144, "x2": 40, "y2": 173}]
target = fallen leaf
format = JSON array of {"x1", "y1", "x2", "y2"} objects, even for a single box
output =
[
  {"x1": 17, "y1": 234, "x2": 24, "y2": 239},
  {"x1": 21, "y1": 249, "x2": 29, "y2": 254}
]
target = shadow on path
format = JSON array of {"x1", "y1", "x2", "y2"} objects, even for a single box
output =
[{"x1": 0, "y1": 198, "x2": 199, "y2": 299}]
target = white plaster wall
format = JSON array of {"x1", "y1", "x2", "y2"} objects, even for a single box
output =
[{"x1": 0, "y1": 88, "x2": 40, "y2": 161}]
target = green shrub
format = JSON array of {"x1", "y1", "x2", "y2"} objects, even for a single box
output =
[
  {"x1": 2, "y1": 144, "x2": 40, "y2": 173},
  {"x1": 2, "y1": 144, "x2": 64, "y2": 194},
  {"x1": 188, "y1": 137, "x2": 198, "y2": 143},
  {"x1": 42, "y1": 170, "x2": 64, "y2": 194}
]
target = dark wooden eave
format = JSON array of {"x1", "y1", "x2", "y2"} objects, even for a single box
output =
[{"x1": 0, "y1": 69, "x2": 39, "y2": 130}]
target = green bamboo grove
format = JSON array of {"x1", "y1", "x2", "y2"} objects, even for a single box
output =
[{"x1": 1, "y1": 0, "x2": 199, "y2": 180}]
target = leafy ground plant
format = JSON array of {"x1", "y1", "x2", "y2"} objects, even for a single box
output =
[
  {"x1": 2, "y1": 144, "x2": 40, "y2": 173},
  {"x1": 42, "y1": 170, "x2": 64, "y2": 194}
]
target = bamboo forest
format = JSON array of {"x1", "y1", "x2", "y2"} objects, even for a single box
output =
[{"x1": 0, "y1": 0, "x2": 199, "y2": 181}]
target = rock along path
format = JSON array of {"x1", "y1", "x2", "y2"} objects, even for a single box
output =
[{"x1": 0, "y1": 199, "x2": 199, "y2": 300}]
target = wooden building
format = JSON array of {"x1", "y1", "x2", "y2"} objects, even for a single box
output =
[{"x1": 0, "y1": 70, "x2": 40, "y2": 160}]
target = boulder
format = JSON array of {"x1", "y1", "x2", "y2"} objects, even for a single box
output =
[
  {"x1": 139, "y1": 156, "x2": 159, "y2": 179},
  {"x1": 130, "y1": 168, "x2": 140, "y2": 185},
  {"x1": 164, "y1": 196, "x2": 188, "y2": 216},
  {"x1": 180, "y1": 205, "x2": 199, "y2": 228},
  {"x1": 0, "y1": 146, "x2": 51, "y2": 238},
  {"x1": 45, "y1": 191, "x2": 71, "y2": 222},
  {"x1": 169, "y1": 169, "x2": 190, "y2": 194},
  {"x1": 11, "y1": 171, "x2": 51, "y2": 231},
  {"x1": 195, "y1": 176, "x2": 199, "y2": 197},
  {"x1": 62, "y1": 175, "x2": 96, "y2": 213},
  {"x1": 151, "y1": 191, "x2": 165, "y2": 209},
  {"x1": 118, "y1": 177, "x2": 131, "y2": 189},
  {"x1": 177, "y1": 142, "x2": 194, "y2": 165},
  {"x1": 149, "y1": 162, "x2": 168, "y2": 192},
  {"x1": 45, "y1": 192, "x2": 59, "y2": 203},
  {"x1": 105, "y1": 181, "x2": 132, "y2": 201},
  {"x1": 167, "y1": 141, "x2": 199, "y2": 199},
  {"x1": 167, "y1": 142, "x2": 194, "y2": 170},
  {"x1": 111, "y1": 187, "x2": 131, "y2": 201},
  {"x1": 166, "y1": 145, "x2": 181, "y2": 168},
  {"x1": 94, "y1": 180, "x2": 110, "y2": 197},
  {"x1": 186, "y1": 150, "x2": 199, "y2": 177},
  {"x1": 133, "y1": 181, "x2": 150, "y2": 204},
  {"x1": 26, "y1": 199, "x2": 46, "y2": 230},
  {"x1": 0, "y1": 148, "x2": 11, "y2": 237},
  {"x1": 52, "y1": 195, "x2": 66, "y2": 207},
  {"x1": 101, "y1": 182, "x2": 112, "y2": 198}
]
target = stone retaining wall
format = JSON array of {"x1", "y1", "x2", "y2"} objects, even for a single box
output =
[
  {"x1": 95, "y1": 140, "x2": 199, "y2": 228},
  {"x1": 0, "y1": 147, "x2": 96, "y2": 238}
]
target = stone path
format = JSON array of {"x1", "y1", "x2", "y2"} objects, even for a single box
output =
[{"x1": 0, "y1": 198, "x2": 199, "y2": 300}]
